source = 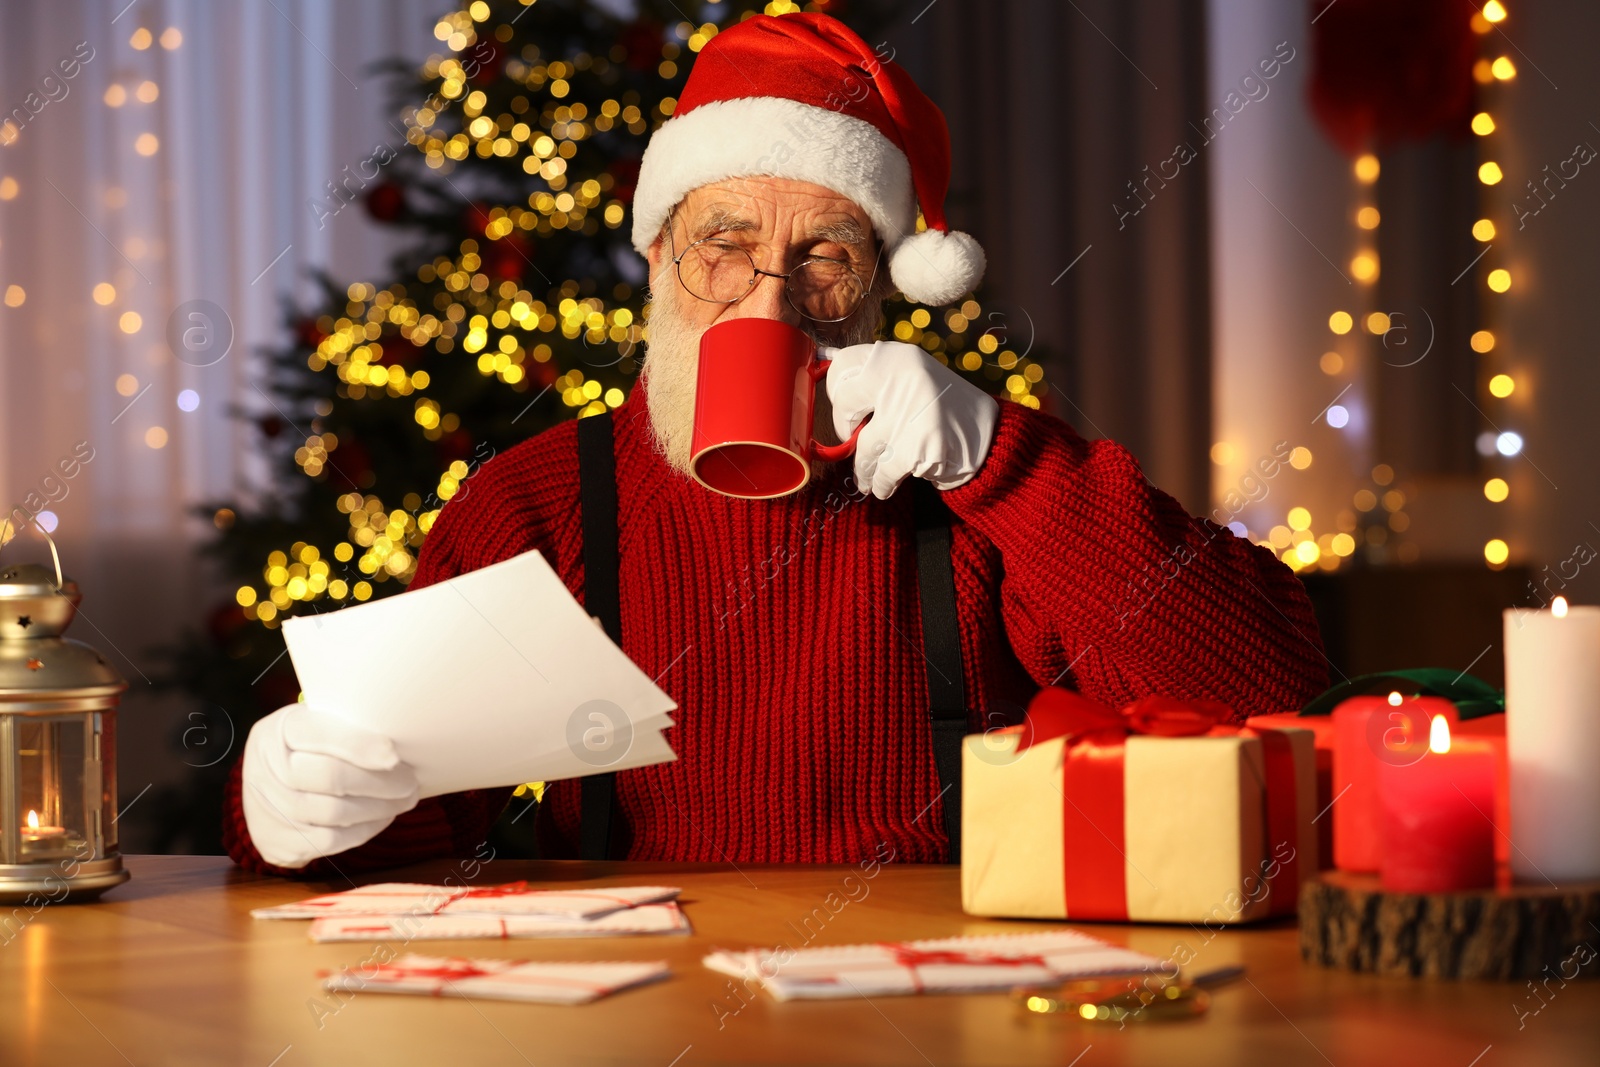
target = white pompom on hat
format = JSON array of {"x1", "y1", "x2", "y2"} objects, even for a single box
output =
[{"x1": 629, "y1": 12, "x2": 984, "y2": 307}]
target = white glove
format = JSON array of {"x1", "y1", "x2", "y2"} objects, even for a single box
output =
[
  {"x1": 824, "y1": 340, "x2": 1000, "y2": 500},
  {"x1": 241, "y1": 702, "x2": 420, "y2": 869}
]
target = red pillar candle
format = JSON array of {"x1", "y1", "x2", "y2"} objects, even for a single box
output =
[
  {"x1": 1331, "y1": 694, "x2": 1451, "y2": 871},
  {"x1": 1456, "y1": 714, "x2": 1509, "y2": 866},
  {"x1": 1332, "y1": 697, "x2": 1386, "y2": 871},
  {"x1": 1378, "y1": 715, "x2": 1497, "y2": 893}
]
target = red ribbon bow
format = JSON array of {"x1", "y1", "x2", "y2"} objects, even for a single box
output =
[{"x1": 1015, "y1": 687, "x2": 1235, "y2": 752}]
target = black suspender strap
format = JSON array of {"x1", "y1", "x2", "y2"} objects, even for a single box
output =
[
  {"x1": 576, "y1": 411, "x2": 621, "y2": 861},
  {"x1": 912, "y1": 479, "x2": 967, "y2": 863}
]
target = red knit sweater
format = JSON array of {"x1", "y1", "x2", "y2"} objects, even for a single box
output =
[{"x1": 224, "y1": 382, "x2": 1328, "y2": 874}]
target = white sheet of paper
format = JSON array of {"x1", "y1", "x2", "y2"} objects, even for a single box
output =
[
  {"x1": 323, "y1": 954, "x2": 670, "y2": 1004},
  {"x1": 308, "y1": 903, "x2": 692, "y2": 942},
  {"x1": 251, "y1": 883, "x2": 682, "y2": 921},
  {"x1": 703, "y1": 931, "x2": 1164, "y2": 1000},
  {"x1": 281, "y1": 548, "x2": 677, "y2": 797}
]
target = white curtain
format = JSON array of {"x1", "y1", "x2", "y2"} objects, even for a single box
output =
[
  {"x1": 0, "y1": 0, "x2": 442, "y2": 845},
  {"x1": 1206, "y1": 0, "x2": 1359, "y2": 542}
]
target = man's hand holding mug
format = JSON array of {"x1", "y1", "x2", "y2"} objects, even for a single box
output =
[
  {"x1": 687, "y1": 318, "x2": 998, "y2": 501},
  {"x1": 824, "y1": 340, "x2": 999, "y2": 500}
]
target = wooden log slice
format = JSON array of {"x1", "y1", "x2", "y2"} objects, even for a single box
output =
[{"x1": 1299, "y1": 870, "x2": 1600, "y2": 980}]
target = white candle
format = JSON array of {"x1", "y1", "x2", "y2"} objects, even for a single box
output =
[{"x1": 1504, "y1": 597, "x2": 1600, "y2": 882}]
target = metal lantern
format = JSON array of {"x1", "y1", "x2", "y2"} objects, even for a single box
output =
[{"x1": 0, "y1": 526, "x2": 129, "y2": 903}]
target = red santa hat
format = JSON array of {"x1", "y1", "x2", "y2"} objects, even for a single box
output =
[{"x1": 630, "y1": 12, "x2": 984, "y2": 308}]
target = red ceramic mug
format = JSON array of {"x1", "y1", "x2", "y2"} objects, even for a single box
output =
[{"x1": 689, "y1": 317, "x2": 866, "y2": 499}]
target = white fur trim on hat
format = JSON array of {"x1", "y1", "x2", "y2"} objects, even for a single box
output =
[
  {"x1": 888, "y1": 228, "x2": 986, "y2": 308},
  {"x1": 631, "y1": 96, "x2": 916, "y2": 256}
]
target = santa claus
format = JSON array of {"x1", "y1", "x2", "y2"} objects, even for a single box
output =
[{"x1": 227, "y1": 12, "x2": 1327, "y2": 873}]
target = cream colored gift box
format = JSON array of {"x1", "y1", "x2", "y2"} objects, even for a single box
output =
[{"x1": 961, "y1": 726, "x2": 1318, "y2": 923}]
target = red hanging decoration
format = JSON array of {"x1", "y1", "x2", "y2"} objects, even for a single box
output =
[
  {"x1": 462, "y1": 201, "x2": 494, "y2": 239},
  {"x1": 483, "y1": 233, "x2": 534, "y2": 282},
  {"x1": 436, "y1": 429, "x2": 475, "y2": 467},
  {"x1": 529, "y1": 358, "x2": 558, "y2": 389},
  {"x1": 294, "y1": 317, "x2": 326, "y2": 350},
  {"x1": 1307, "y1": 0, "x2": 1478, "y2": 157},
  {"x1": 620, "y1": 19, "x2": 665, "y2": 73},
  {"x1": 206, "y1": 600, "x2": 249, "y2": 644},
  {"x1": 464, "y1": 38, "x2": 504, "y2": 86},
  {"x1": 334, "y1": 438, "x2": 373, "y2": 488},
  {"x1": 606, "y1": 157, "x2": 641, "y2": 204},
  {"x1": 364, "y1": 181, "x2": 406, "y2": 223}
]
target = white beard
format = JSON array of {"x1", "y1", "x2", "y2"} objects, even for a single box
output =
[
  {"x1": 639, "y1": 288, "x2": 882, "y2": 479},
  {"x1": 636, "y1": 290, "x2": 704, "y2": 476}
]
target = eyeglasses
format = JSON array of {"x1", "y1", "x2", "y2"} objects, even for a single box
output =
[{"x1": 668, "y1": 222, "x2": 877, "y2": 323}]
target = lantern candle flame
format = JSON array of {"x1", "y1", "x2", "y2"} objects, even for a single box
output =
[
  {"x1": 26, "y1": 809, "x2": 38, "y2": 831},
  {"x1": 1553, "y1": 596, "x2": 1569, "y2": 618}
]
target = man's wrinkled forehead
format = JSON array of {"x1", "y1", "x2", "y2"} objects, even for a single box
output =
[{"x1": 673, "y1": 178, "x2": 876, "y2": 248}]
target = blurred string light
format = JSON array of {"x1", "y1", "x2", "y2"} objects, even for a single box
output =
[
  {"x1": 1270, "y1": 5, "x2": 1526, "y2": 573},
  {"x1": 235, "y1": 3, "x2": 1041, "y2": 627},
  {"x1": 1255, "y1": 142, "x2": 1413, "y2": 575},
  {"x1": 1472, "y1": 2, "x2": 1518, "y2": 569}
]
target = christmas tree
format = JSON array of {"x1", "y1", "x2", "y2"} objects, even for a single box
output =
[{"x1": 153, "y1": 0, "x2": 1053, "y2": 855}]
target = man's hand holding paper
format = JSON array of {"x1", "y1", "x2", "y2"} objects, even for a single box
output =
[
  {"x1": 241, "y1": 703, "x2": 421, "y2": 869},
  {"x1": 240, "y1": 549, "x2": 677, "y2": 866}
]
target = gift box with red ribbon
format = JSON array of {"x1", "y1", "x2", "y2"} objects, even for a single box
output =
[{"x1": 961, "y1": 687, "x2": 1318, "y2": 923}]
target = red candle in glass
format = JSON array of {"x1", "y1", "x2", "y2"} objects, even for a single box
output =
[
  {"x1": 1331, "y1": 694, "x2": 1449, "y2": 871},
  {"x1": 1378, "y1": 715, "x2": 1497, "y2": 893}
]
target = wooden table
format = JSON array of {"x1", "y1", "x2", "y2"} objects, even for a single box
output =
[{"x1": 1, "y1": 856, "x2": 1593, "y2": 1066}]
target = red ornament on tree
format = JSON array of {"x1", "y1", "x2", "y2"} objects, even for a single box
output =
[
  {"x1": 334, "y1": 438, "x2": 373, "y2": 489},
  {"x1": 387, "y1": 343, "x2": 425, "y2": 369},
  {"x1": 464, "y1": 38, "x2": 504, "y2": 85},
  {"x1": 529, "y1": 358, "x2": 558, "y2": 388},
  {"x1": 294, "y1": 318, "x2": 325, "y2": 350},
  {"x1": 606, "y1": 157, "x2": 642, "y2": 204},
  {"x1": 483, "y1": 234, "x2": 533, "y2": 282},
  {"x1": 621, "y1": 19, "x2": 665, "y2": 72},
  {"x1": 462, "y1": 201, "x2": 494, "y2": 239},
  {"x1": 1307, "y1": 0, "x2": 1477, "y2": 156},
  {"x1": 436, "y1": 429, "x2": 475, "y2": 467},
  {"x1": 365, "y1": 181, "x2": 406, "y2": 223},
  {"x1": 206, "y1": 600, "x2": 249, "y2": 645}
]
